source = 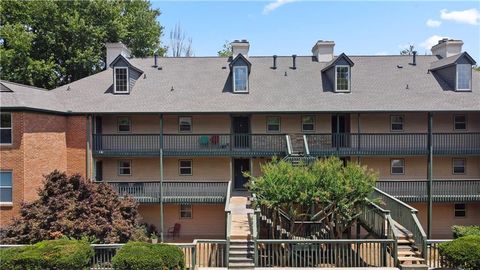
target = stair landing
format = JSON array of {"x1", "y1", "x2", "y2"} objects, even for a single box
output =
[{"x1": 229, "y1": 195, "x2": 253, "y2": 240}]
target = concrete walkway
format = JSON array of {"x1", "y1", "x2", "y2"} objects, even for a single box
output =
[{"x1": 229, "y1": 195, "x2": 253, "y2": 240}]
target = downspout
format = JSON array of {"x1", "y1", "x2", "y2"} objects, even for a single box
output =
[
  {"x1": 160, "y1": 114, "x2": 164, "y2": 242},
  {"x1": 357, "y1": 113, "x2": 360, "y2": 161},
  {"x1": 86, "y1": 114, "x2": 92, "y2": 179},
  {"x1": 427, "y1": 112, "x2": 433, "y2": 239}
]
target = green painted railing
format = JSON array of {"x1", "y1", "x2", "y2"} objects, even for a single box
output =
[
  {"x1": 93, "y1": 133, "x2": 287, "y2": 156},
  {"x1": 376, "y1": 179, "x2": 480, "y2": 202},
  {"x1": 105, "y1": 181, "x2": 229, "y2": 204},
  {"x1": 224, "y1": 180, "x2": 232, "y2": 266},
  {"x1": 306, "y1": 132, "x2": 480, "y2": 156},
  {"x1": 426, "y1": 239, "x2": 453, "y2": 269}
]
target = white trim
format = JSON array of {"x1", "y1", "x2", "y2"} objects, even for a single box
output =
[
  {"x1": 180, "y1": 204, "x2": 193, "y2": 219},
  {"x1": 455, "y1": 64, "x2": 471, "y2": 91},
  {"x1": 453, "y1": 114, "x2": 467, "y2": 131},
  {"x1": 117, "y1": 160, "x2": 132, "y2": 176},
  {"x1": 266, "y1": 116, "x2": 281, "y2": 133},
  {"x1": 301, "y1": 115, "x2": 315, "y2": 132},
  {"x1": 452, "y1": 158, "x2": 466, "y2": 175},
  {"x1": 390, "y1": 115, "x2": 404, "y2": 132},
  {"x1": 113, "y1": 67, "x2": 129, "y2": 94},
  {"x1": 233, "y1": 66, "x2": 249, "y2": 93},
  {"x1": 117, "y1": 116, "x2": 131, "y2": 133},
  {"x1": 0, "y1": 112, "x2": 12, "y2": 145},
  {"x1": 178, "y1": 116, "x2": 192, "y2": 133},
  {"x1": 179, "y1": 159, "x2": 193, "y2": 176},
  {"x1": 334, "y1": 65, "x2": 351, "y2": 93},
  {"x1": 390, "y1": 159, "x2": 405, "y2": 175},
  {"x1": 454, "y1": 203, "x2": 466, "y2": 218},
  {"x1": 0, "y1": 170, "x2": 13, "y2": 204}
]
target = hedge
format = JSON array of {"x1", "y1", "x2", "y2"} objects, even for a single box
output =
[
  {"x1": 0, "y1": 239, "x2": 93, "y2": 270},
  {"x1": 112, "y1": 242, "x2": 184, "y2": 270},
  {"x1": 452, "y1": 225, "x2": 480, "y2": 238},
  {"x1": 439, "y1": 235, "x2": 480, "y2": 270}
]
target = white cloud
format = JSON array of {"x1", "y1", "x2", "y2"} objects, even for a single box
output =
[
  {"x1": 426, "y1": 19, "x2": 441, "y2": 27},
  {"x1": 375, "y1": 51, "x2": 389, "y2": 56},
  {"x1": 420, "y1": 35, "x2": 449, "y2": 50},
  {"x1": 263, "y1": 0, "x2": 297, "y2": 15},
  {"x1": 440, "y1": 8, "x2": 480, "y2": 25}
]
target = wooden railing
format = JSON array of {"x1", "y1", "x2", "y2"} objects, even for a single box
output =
[
  {"x1": 306, "y1": 132, "x2": 480, "y2": 156},
  {"x1": 224, "y1": 180, "x2": 232, "y2": 265},
  {"x1": 426, "y1": 239, "x2": 453, "y2": 269},
  {"x1": 376, "y1": 179, "x2": 480, "y2": 202}
]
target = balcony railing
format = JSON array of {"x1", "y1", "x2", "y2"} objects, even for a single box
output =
[
  {"x1": 104, "y1": 181, "x2": 229, "y2": 204},
  {"x1": 376, "y1": 179, "x2": 480, "y2": 202},
  {"x1": 93, "y1": 134, "x2": 287, "y2": 157},
  {"x1": 306, "y1": 133, "x2": 480, "y2": 156}
]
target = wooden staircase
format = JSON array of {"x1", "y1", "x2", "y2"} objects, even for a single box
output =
[
  {"x1": 391, "y1": 222, "x2": 427, "y2": 270},
  {"x1": 228, "y1": 240, "x2": 255, "y2": 269}
]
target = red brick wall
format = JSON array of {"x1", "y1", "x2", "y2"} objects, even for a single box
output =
[{"x1": 0, "y1": 112, "x2": 87, "y2": 227}]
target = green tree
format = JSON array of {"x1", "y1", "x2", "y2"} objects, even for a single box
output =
[
  {"x1": 217, "y1": 40, "x2": 232, "y2": 57},
  {"x1": 400, "y1": 44, "x2": 415, "y2": 55},
  {"x1": 0, "y1": 0, "x2": 166, "y2": 89}
]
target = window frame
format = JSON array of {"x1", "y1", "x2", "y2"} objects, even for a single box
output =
[
  {"x1": 117, "y1": 116, "x2": 131, "y2": 133},
  {"x1": 178, "y1": 116, "x2": 193, "y2": 133},
  {"x1": 390, "y1": 115, "x2": 404, "y2": 132},
  {"x1": 179, "y1": 160, "x2": 193, "y2": 176},
  {"x1": 452, "y1": 158, "x2": 466, "y2": 175},
  {"x1": 454, "y1": 203, "x2": 466, "y2": 218},
  {"x1": 0, "y1": 170, "x2": 13, "y2": 205},
  {"x1": 266, "y1": 116, "x2": 281, "y2": 133},
  {"x1": 118, "y1": 160, "x2": 132, "y2": 176},
  {"x1": 0, "y1": 112, "x2": 12, "y2": 145},
  {"x1": 390, "y1": 159, "x2": 405, "y2": 175},
  {"x1": 456, "y1": 64, "x2": 472, "y2": 91},
  {"x1": 233, "y1": 66, "x2": 249, "y2": 93},
  {"x1": 180, "y1": 204, "x2": 193, "y2": 219},
  {"x1": 334, "y1": 65, "x2": 351, "y2": 92},
  {"x1": 113, "y1": 67, "x2": 129, "y2": 94},
  {"x1": 453, "y1": 114, "x2": 467, "y2": 131},
  {"x1": 301, "y1": 115, "x2": 315, "y2": 132}
]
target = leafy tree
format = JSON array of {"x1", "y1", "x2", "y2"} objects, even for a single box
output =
[
  {"x1": 247, "y1": 157, "x2": 377, "y2": 239},
  {"x1": 0, "y1": 0, "x2": 166, "y2": 89},
  {"x1": 217, "y1": 40, "x2": 232, "y2": 57},
  {"x1": 400, "y1": 44, "x2": 415, "y2": 55},
  {"x1": 0, "y1": 171, "x2": 139, "y2": 244}
]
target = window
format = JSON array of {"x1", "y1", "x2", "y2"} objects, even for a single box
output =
[
  {"x1": 179, "y1": 160, "x2": 192, "y2": 175},
  {"x1": 454, "y1": 115, "x2": 467, "y2": 131},
  {"x1": 390, "y1": 115, "x2": 404, "y2": 132},
  {"x1": 233, "y1": 66, "x2": 248, "y2": 92},
  {"x1": 456, "y1": 64, "x2": 471, "y2": 91},
  {"x1": 117, "y1": 117, "x2": 131, "y2": 132},
  {"x1": 335, "y1": 65, "x2": 350, "y2": 92},
  {"x1": 0, "y1": 112, "x2": 12, "y2": 144},
  {"x1": 114, "y1": 67, "x2": 129, "y2": 93},
  {"x1": 179, "y1": 117, "x2": 192, "y2": 132},
  {"x1": 302, "y1": 116, "x2": 315, "y2": 132},
  {"x1": 0, "y1": 171, "x2": 12, "y2": 204},
  {"x1": 118, "y1": 160, "x2": 131, "y2": 175},
  {"x1": 180, "y1": 204, "x2": 192, "y2": 219},
  {"x1": 391, "y1": 159, "x2": 405, "y2": 175},
  {"x1": 454, "y1": 203, "x2": 466, "y2": 217},
  {"x1": 266, "y1": 117, "x2": 280, "y2": 132},
  {"x1": 453, "y1": 158, "x2": 466, "y2": 174}
]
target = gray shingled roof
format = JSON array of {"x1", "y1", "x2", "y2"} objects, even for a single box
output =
[
  {"x1": 0, "y1": 81, "x2": 66, "y2": 112},
  {"x1": 2, "y1": 54, "x2": 480, "y2": 113},
  {"x1": 430, "y1": 52, "x2": 476, "y2": 71}
]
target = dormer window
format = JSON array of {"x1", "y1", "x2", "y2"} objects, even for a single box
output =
[
  {"x1": 114, "y1": 67, "x2": 129, "y2": 93},
  {"x1": 233, "y1": 66, "x2": 248, "y2": 92},
  {"x1": 335, "y1": 65, "x2": 350, "y2": 92},
  {"x1": 456, "y1": 64, "x2": 471, "y2": 91}
]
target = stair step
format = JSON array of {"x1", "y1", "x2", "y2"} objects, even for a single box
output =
[
  {"x1": 397, "y1": 250, "x2": 417, "y2": 256},
  {"x1": 399, "y1": 263, "x2": 428, "y2": 270},
  {"x1": 398, "y1": 256, "x2": 425, "y2": 262},
  {"x1": 229, "y1": 262, "x2": 255, "y2": 269},
  {"x1": 397, "y1": 239, "x2": 414, "y2": 244}
]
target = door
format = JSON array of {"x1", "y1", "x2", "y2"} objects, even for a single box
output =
[
  {"x1": 232, "y1": 116, "x2": 250, "y2": 148},
  {"x1": 234, "y1": 158, "x2": 250, "y2": 189},
  {"x1": 94, "y1": 116, "x2": 103, "y2": 150},
  {"x1": 331, "y1": 115, "x2": 350, "y2": 147}
]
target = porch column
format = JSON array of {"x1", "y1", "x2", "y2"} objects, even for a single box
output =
[
  {"x1": 159, "y1": 114, "x2": 164, "y2": 242},
  {"x1": 427, "y1": 112, "x2": 433, "y2": 239}
]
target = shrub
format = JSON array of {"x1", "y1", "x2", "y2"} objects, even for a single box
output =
[
  {"x1": 112, "y1": 242, "x2": 184, "y2": 270},
  {"x1": 439, "y1": 235, "x2": 480, "y2": 270},
  {"x1": 452, "y1": 225, "x2": 480, "y2": 238},
  {"x1": 0, "y1": 239, "x2": 93, "y2": 270}
]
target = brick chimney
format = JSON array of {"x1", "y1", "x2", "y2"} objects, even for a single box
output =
[
  {"x1": 106, "y1": 42, "x2": 131, "y2": 66},
  {"x1": 312, "y1": 40, "x2": 335, "y2": 62},
  {"x1": 231, "y1": 40, "x2": 250, "y2": 58},
  {"x1": 431, "y1": 39, "x2": 463, "y2": 59}
]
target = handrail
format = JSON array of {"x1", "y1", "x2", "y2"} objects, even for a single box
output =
[
  {"x1": 224, "y1": 180, "x2": 232, "y2": 266},
  {"x1": 303, "y1": 134, "x2": 310, "y2": 155},
  {"x1": 285, "y1": 134, "x2": 292, "y2": 155}
]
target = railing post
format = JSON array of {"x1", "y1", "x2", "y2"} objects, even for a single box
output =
[
  {"x1": 427, "y1": 112, "x2": 433, "y2": 239},
  {"x1": 159, "y1": 114, "x2": 164, "y2": 243},
  {"x1": 191, "y1": 244, "x2": 196, "y2": 270}
]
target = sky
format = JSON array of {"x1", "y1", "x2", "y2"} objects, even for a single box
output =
[{"x1": 152, "y1": 1, "x2": 480, "y2": 60}]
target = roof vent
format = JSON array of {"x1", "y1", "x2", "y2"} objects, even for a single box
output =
[
  {"x1": 272, "y1": 55, "x2": 277, "y2": 69},
  {"x1": 153, "y1": 54, "x2": 158, "y2": 68},
  {"x1": 410, "y1": 51, "x2": 417, "y2": 66},
  {"x1": 291, "y1": 55, "x2": 297, "y2": 69}
]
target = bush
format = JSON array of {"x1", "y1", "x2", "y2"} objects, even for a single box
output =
[
  {"x1": 452, "y1": 225, "x2": 480, "y2": 238},
  {"x1": 112, "y1": 242, "x2": 184, "y2": 270},
  {"x1": 439, "y1": 235, "x2": 480, "y2": 270},
  {"x1": 0, "y1": 239, "x2": 93, "y2": 270}
]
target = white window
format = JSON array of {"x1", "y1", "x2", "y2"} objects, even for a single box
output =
[
  {"x1": 233, "y1": 66, "x2": 248, "y2": 92},
  {"x1": 454, "y1": 115, "x2": 467, "y2": 131},
  {"x1": 179, "y1": 160, "x2": 192, "y2": 175},
  {"x1": 302, "y1": 115, "x2": 315, "y2": 132},
  {"x1": 452, "y1": 158, "x2": 466, "y2": 174},
  {"x1": 456, "y1": 64, "x2": 471, "y2": 91},
  {"x1": 454, "y1": 203, "x2": 466, "y2": 217},
  {"x1": 0, "y1": 171, "x2": 13, "y2": 204},
  {"x1": 118, "y1": 160, "x2": 132, "y2": 175},
  {"x1": 335, "y1": 65, "x2": 350, "y2": 92},
  {"x1": 114, "y1": 67, "x2": 129, "y2": 93},
  {"x1": 117, "y1": 117, "x2": 131, "y2": 132},
  {"x1": 391, "y1": 159, "x2": 405, "y2": 175},
  {"x1": 179, "y1": 117, "x2": 192, "y2": 132},
  {"x1": 390, "y1": 115, "x2": 404, "y2": 132},
  {"x1": 180, "y1": 204, "x2": 192, "y2": 219},
  {"x1": 0, "y1": 112, "x2": 12, "y2": 144},
  {"x1": 266, "y1": 117, "x2": 280, "y2": 132}
]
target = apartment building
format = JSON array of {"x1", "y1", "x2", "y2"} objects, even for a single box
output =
[{"x1": 0, "y1": 39, "x2": 478, "y2": 239}]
